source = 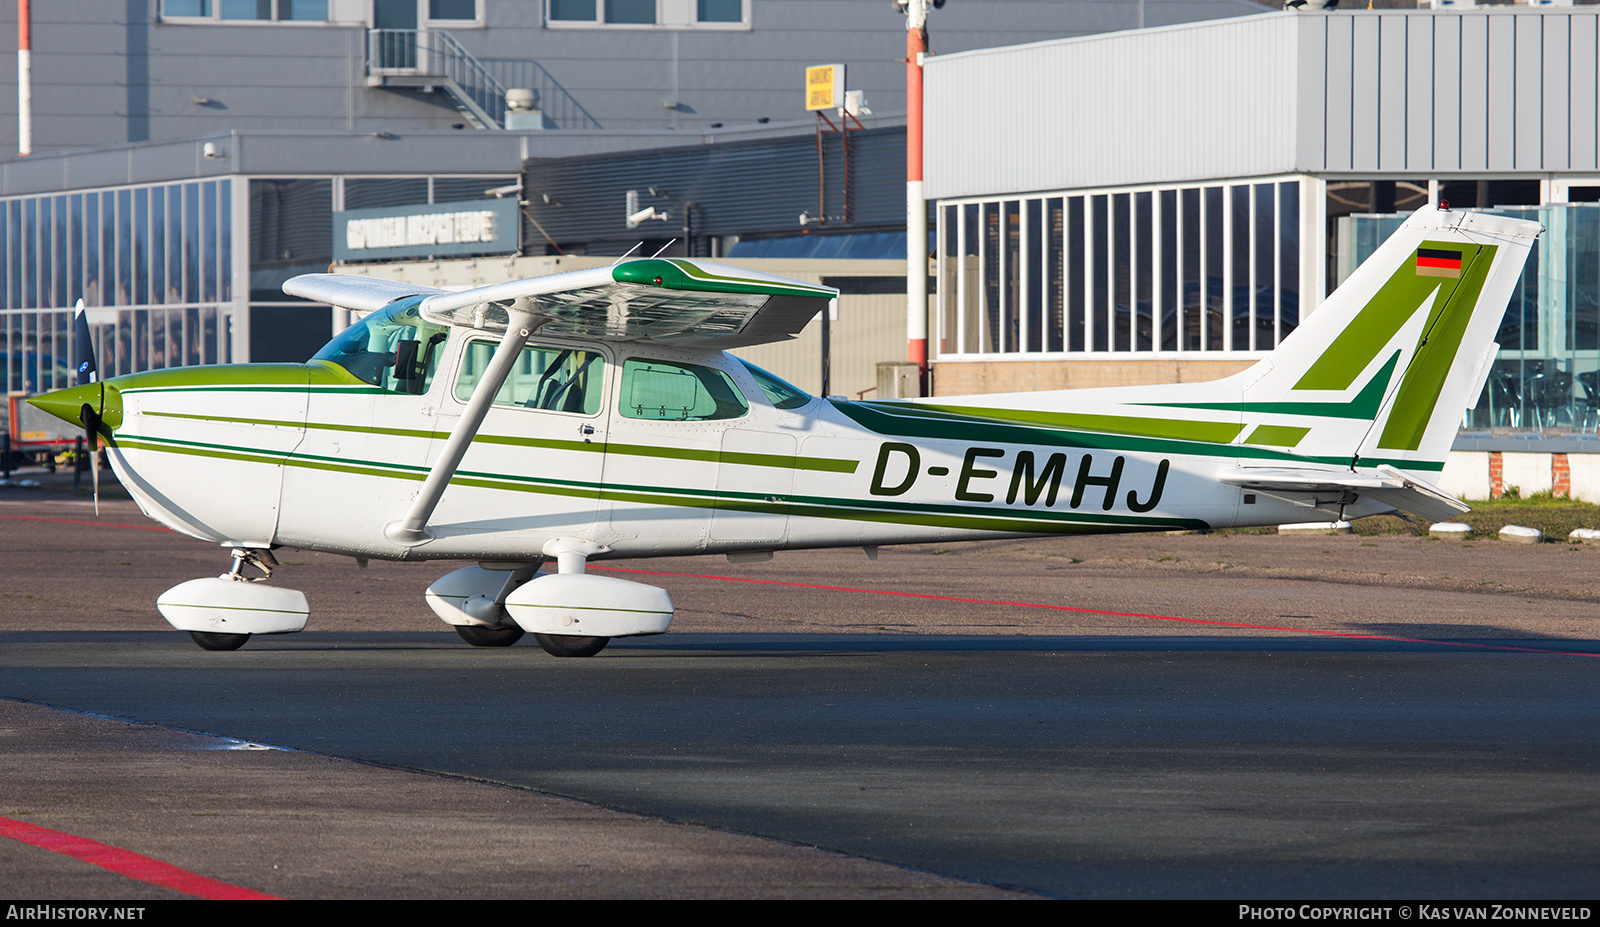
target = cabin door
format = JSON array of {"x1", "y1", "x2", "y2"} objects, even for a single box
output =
[{"x1": 423, "y1": 337, "x2": 610, "y2": 553}]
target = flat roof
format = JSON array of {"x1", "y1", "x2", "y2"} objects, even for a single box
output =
[{"x1": 0, "y1": 113, "x2": 906, "y2": 197}]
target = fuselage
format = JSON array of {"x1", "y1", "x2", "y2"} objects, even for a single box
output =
[{"x1": 88, "y1": 317, "x2": 1364, "y2": 564}]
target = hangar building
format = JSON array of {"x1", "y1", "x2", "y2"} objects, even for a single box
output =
[{"x1": 0, "y1": 0, "x2": 1264, "y2": 395}]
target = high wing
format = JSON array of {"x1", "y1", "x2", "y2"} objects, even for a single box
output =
[
  {"x1": 1216, "y1": 465, "x2": 1469, "y2": 524},
  {"x1": 285, "y1": 258, "x2": 837, "y2": 349},
  {"x1": 282, "y1": 275, "x2": 450, "y2": 312}
]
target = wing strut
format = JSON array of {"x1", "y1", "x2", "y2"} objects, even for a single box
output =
[{"x1": 384, "y1": 304, "x2": 540, "y2": 545}]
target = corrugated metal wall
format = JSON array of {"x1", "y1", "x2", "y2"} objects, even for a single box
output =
[
  {"x1": 926, "y1": 8, "x2": 1600, "y2": 201},
  {"x1": 0, "y1": 1, "x2": 1272, "y2": 163},
  {"x1": 925, "y1": 14, "x2": 1298, "y2": 199},
  {"x1": 1303, "y1": 9, "x2": 1600, "y2": 175},
  {"x1": 520, "y1": 128, "x2": 908, "y2": 251}
]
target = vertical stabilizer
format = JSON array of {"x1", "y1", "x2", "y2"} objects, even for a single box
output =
[{"x1": 1227, "y1": 205, "x2": 1540, "y2": 471}]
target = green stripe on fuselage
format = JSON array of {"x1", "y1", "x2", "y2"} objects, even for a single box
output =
[
  {"x1": 138, "y1": 410, "x2": 857, "y2": 473},
  {"x1": 1243, "y1": 424, "x2": 1311, "y2": 448},
  {"x1": 1141, "y1": 351, "x2": 1401, "y2": 419},
  {"x1": 901, "y1": 403, "x2": 1244, "y2": 444},
  {"x1": 114, "y1": 433, "x2": 1206, "y2": 535},
  {"x1": 830, "y1": 398, "x2": 1442, "y2": 472}
]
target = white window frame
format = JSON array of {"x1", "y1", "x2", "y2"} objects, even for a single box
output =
[
  {"x1": 935, "y1": 174, "x2": 1311, "y2": 363},
  {"x1": 546, "y1": 0, "x2": 750, "y2": 30},
  {"x1": 422, "y1": 0, "x2": 484, "y2": 28},
  {"x1": 160, "y1": 0, "x2": 335, "y2": 24}
]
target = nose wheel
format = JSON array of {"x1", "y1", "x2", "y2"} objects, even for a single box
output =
[
  {"x1": 533, "y1": 634, "x2": 609, "y2": 658},
  {"x1": 159, "y1": 547, "x2": 309, "y2": 651},
  {"x1": 454, "y1": 624, "x2": 525, "y2": 647},
  {"x1": 189, "y1": 631, "x2": 251, "y2": 651}
]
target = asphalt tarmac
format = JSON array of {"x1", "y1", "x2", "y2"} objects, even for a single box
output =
[{"x1": 3, "y1": 478, "x2": 1600, "y2": 899}]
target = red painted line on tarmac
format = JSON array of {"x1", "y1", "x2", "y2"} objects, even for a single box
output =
[
  {"x1": 595, "y1": 565, "x2": 1600, "y2": 659},
  {"x1": 0, "y1": 514, "x2": 171, "y2": 531},
  {"x1": 0, "y1": 816, "x2": 283, "y2": 899}
]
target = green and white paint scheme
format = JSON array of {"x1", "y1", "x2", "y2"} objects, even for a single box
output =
[{"x1": 28, "y1": 207, "x2": 1541, "y2": 654}]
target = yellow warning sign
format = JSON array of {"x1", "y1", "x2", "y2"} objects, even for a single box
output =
[{"x1": 806, "y1": 64, "x2": 843, "y2": 111}]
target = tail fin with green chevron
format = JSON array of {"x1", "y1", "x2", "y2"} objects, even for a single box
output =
[{"x1": 1227, "y1": 205, "x2": 1540, "y2": 472}]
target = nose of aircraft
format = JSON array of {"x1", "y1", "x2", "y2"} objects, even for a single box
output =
[{"x1": 26, "y1": 381, "x2": 122, "y2": 435}]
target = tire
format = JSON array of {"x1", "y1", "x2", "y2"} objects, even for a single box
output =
[
  {"x1": 454, "y1": 624, "x2": 525, "y2": 647},
  {"x1": 189, "y1": 631, "x2": 250, "y2": 651},
  {"x1": 534, "y1": 634, "x2": 609, "y2": 658}
]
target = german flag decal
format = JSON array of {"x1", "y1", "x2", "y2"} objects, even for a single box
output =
[{"x1": 1416, "y1": 247, "x2": 1463, "y2": 278}]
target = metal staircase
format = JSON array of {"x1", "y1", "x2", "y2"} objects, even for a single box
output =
[{"x1": 366, "y1": 29, "x2": 506, "y2": 130}]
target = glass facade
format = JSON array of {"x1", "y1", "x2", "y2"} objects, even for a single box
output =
[
  {"x1": 0, "y1": 172, "x2": 519, "y2": 394},
  {"x1": 939, "y1": 178, "x2": 1600, "y2": 438},
  {"x1": 1, "y1": 180, "x2": 234, "y2": 394},
  {"x1": 1344, "y1": 205, "x2": 1600, "y2": 435},
  {"x1": 936, "y1": 178, "x2": 1302, "y2": 359}
]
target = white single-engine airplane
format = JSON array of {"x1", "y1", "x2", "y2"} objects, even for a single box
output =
[{"x1": 30, "y1": 205, "x2": 1538, "y2": 655}]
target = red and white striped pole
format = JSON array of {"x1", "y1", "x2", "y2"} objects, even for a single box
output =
[
  {"x1": 18, "y1": 0, "x2": 31, "y2": 157},
  {"x1": 905, "y1": 1, "x2": 928, "y2": 391}
]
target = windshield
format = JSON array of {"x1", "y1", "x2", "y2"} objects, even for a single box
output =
[
  {"x1": 738, "y1": 359, "x2": 812, "y2": 410},
  {"x1": 312, "y1": 300, "x2": 449, "y2": 395}
]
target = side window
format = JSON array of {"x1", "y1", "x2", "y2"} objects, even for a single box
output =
[
  {"x1": 455, "y1": 342, "x2": 605, "y2": 415},
  {"x1": 313, "y1": 303, "x2": 447, "y2": 395},
  {"x1": 620, "y1": 358, "x2": 749, "y2": 421}
]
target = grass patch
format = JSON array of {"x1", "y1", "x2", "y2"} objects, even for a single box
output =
[
  {"x1": 1350, "y1": 496, "x2": 1600, "y2": 539},
  {"x1": 1210, "y1": 496, "x2": 1600, "y2": 539}
]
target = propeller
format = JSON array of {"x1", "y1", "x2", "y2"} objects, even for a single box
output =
[{"x1": 72, "y1": 300, "x2": 101, "y2": 514}]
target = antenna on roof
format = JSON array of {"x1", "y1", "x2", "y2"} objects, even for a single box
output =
[
  {"x1": 611, "y1": 242, "x2": 644, "y2": 265},
  {"x1": 649, "y1": 239, "x2": 678, "y2": 259}
]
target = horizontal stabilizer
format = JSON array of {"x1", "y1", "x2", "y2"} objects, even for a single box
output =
[{"x1": 1217, "y1": 465, "x2": 1469, "y2": 523}]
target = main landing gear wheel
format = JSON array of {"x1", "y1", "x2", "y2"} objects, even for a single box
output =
[
  {"x1": 534, "y1": 634, "x2": 609, "y2": 658},
  {"x1": 188, "y1": 631, "x2": 250, "y2": 651},
  {"x1": 454, "y1": 624, "x2": 525, "y2": 647}
]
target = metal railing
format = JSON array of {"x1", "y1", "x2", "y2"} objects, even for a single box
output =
[
  {"x1": 367, "y1": 29, "x2": 506, "y2": 130},
  {"x1": 366, "y1": 29, "x2": 602, "y2": 131}
]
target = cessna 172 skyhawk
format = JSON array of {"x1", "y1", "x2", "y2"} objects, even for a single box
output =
[{"x1": 29, "y1": 205, "x2": 1538, "y2": 655}]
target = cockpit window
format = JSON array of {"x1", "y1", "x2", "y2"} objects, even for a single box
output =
[
  {"x1": 620, "y1": 358, "x2": 749, "y2": 421},
  {"x1": 312, "y1": 301, "x2": 448, "y2": 395},
  {"x1": 455, "y1": 341, "x2": 605, "y2": 415},
  {"x1": 737, "y1": 359, "x2": 812, "y2": 410}
]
